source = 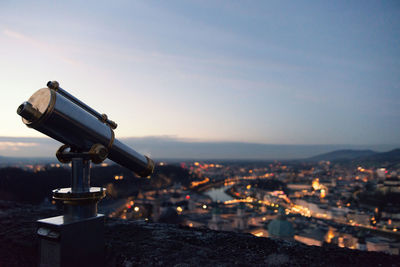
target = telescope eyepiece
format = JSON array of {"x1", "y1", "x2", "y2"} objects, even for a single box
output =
[{"x1": 17, "y1": 101, "x2": 42, "y2": 122}]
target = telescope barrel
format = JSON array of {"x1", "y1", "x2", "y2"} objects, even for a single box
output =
[
  {"x1": 47, "y1": 81, "x2": 117, "y2": 129},
  {"x1": 17, "y1": 86, "x2": 154, "y2": 177}
]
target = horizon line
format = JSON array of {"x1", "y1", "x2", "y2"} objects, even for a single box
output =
[{"x1": 0, "y1": 136, "x2": 398, "y2": 147}]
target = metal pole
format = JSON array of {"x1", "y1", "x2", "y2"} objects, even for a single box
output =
[{"x1": 71, "y1": 158, "x2": 90, "y2": 193}]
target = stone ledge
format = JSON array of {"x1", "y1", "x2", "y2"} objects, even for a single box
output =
[{"x1": 0, "y1": 200, "x2": 399, "y2": 266}]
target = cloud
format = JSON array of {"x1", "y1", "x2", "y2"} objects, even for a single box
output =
[
  {"x1": 2, "y1": 28, "x2": 80, "y2": 66},
  {"x1": 0, "y1": 137, "x2": 60, "y2": 157},
  {"x1": 0, "y1": 141, "x2": 39, "y2": 151},
  {"x1": 3, "y1": 29, "x2": 24, "y2": 39}
]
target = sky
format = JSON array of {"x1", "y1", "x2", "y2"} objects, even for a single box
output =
[{"x1": 1, "y1": 1, "x2": 399, "y2": 155}]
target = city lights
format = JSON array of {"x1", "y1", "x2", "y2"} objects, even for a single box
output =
[
  {"x1": 114, "y1": 175, "x2": 124, "y2": 180},
  {"x1": 176, "y1": 206, "x2": 183, "y2": 214}
]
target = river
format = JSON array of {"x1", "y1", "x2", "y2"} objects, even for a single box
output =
[{"x1": 203, "y1": 185, "x2": 234, "y2": 202}]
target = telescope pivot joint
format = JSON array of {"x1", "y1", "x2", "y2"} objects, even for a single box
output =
[{"x1": 56, "y1": 144, "x2": 108, "y2": 164}]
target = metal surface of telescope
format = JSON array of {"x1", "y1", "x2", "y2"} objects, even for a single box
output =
[
  {"x1": 17, "y1": 81, "x2": 155, "y2": 267},
  {"x1": 17, "y1": 81, "x2": 154, "y2": 177}
]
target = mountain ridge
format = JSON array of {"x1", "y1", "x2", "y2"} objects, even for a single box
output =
[
  {"x1": 306, "y1": 148, "x2": 400, "y2": 166},
  {"x1": 307, "y1": 149, "x2": 378, "y2": 161}
]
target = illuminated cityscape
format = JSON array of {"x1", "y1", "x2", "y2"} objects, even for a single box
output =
[{"x1": 5, "y1": 152, "x2": 399, "y2": 256}]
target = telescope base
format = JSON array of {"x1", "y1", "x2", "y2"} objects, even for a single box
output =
[
  {"x1": 53, "y1": 187, "x2": 105, "y2": 220},
  {"x1": 37, "y1": 214, "x2": 104, "y2": 267}
]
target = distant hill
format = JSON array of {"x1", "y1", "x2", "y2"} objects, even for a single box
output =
[
  {"x1": 352, "y1": 149, "x2": 400, "y2": 165},
  {"x1": 307, "y1": 148, "x2": 400, "y2": 167},
  {"x1": 307, "y1": 149, "x2": 377, "y2": 161}
]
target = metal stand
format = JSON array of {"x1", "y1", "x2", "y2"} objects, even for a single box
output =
[{"x1": 37, "y1": 145, "x2": 106, "y2": 267}]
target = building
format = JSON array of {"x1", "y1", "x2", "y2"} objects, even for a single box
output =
[
  {"x1": 267, "y1": 209, "x2": 294, "y2": 240},
  {"x1": 233, "y1": 203, "x2": 248, "y2": 231}
]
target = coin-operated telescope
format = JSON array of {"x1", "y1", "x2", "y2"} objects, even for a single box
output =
[{"x1": 17, "y1": 81, "x2": 154, "y2": 267}]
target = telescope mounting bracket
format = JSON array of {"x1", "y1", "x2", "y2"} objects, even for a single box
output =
[
  {"x1": 56, "y1": 143, "x2": 109, "y2": 164},
  {"x1": 53, "y1": 144, "x2": 106, "y2": 220}
]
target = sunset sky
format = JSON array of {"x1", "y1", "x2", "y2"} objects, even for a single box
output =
[{"x1": 1, "y1": 1, "x2": 399, "y2": 150}]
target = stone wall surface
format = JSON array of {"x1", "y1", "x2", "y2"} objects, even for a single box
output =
[{"x1": 0, "y1": 200, "x2": 399, "y2": 266}]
